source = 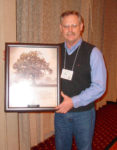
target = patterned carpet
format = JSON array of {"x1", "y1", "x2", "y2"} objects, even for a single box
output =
[
  {"x1": 92, "y1": 102, "x2": 117, "y2": 150},
  {"x1": 31, "y1": 102, "x2": 117, "y2": 150}
]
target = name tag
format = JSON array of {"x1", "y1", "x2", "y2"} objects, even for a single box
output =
[{"x1": 61, "y1": 69, "x2": 73, "y2": 80}]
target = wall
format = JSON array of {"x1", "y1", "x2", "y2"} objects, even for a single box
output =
[
  {"x1": 0, "y1": 1, "x2": 19, "y2": 150},
  {"x1": 103, "y1": 0, "x2": 117, "y2": 102}
]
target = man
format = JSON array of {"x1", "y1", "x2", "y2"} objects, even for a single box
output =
[{"x1": 55, "y1": 10, "x2": 107, "y2": 150}]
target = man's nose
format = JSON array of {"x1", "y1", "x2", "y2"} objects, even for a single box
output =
[{"x1": 68, "y1": 26, "x2": 73, "y2": 31}]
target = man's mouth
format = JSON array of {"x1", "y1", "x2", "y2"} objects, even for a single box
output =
[{"x1": 67, "y1": 32, "x2": 75, "y2": 36}]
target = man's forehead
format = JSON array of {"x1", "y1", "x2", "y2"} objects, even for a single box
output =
[{"x1": 61, "y1": 15, "x2": 79, "y2": 24}]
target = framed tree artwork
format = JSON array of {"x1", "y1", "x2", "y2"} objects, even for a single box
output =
[{"x1": 5, "y1": 43, "x2": 60, "y2": 112}]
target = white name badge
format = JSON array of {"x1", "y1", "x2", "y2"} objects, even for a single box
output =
[{"x1": 61, "y1": 69, "x2": 73, "y2": 80}]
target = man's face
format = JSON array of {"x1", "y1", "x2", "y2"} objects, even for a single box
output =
[{"x1": 60, "y1": 15, "x2": 83, "y2": 47}]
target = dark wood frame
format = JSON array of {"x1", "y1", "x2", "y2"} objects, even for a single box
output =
[{"x1": 5, "y1": 43, "x2": 60, "y2": 112}]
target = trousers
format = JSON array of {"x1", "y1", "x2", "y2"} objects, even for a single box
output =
[{"x1": 54, "y1": 107, "x2": 95, "y2": 150}]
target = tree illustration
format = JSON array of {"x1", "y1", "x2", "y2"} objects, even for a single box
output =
[{"x1": 13, "y1": 51, "x2": 52, "y2": 84}]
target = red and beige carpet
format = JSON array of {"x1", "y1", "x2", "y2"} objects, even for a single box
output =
[{"x1": 31, "y1": 102, "x2": 117, "y2": 150}]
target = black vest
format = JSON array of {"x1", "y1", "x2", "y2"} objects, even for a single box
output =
[{"x1": 60, "y1": 41, "x2": 95, "y2": 112}]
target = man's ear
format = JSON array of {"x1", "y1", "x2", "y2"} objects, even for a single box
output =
[{"x1": 80, "y1": 23, "x2": 84, "y2": 33}]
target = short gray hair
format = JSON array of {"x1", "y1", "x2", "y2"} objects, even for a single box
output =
[{"x1": 60, "y1": 10, "x2": 84, "y2": 24}]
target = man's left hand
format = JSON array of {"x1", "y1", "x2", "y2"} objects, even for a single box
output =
[{"x1": 56, "y1": 91, "x2": 73, "y2": 113}]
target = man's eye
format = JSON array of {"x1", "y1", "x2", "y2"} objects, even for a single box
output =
[
  {"x1": 63, "y1": 24, "x2": 78, "y2": 28},
  {"x1": 63, "y1": 25, "x2": 69, "y2": 28},
  {"x1": 72, "y1": 24, "x2": 78, "y2": 28}
]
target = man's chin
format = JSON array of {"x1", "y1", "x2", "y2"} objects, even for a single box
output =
[{"x1": 67, "y1": 39, "x2": 77, "y2": 44}]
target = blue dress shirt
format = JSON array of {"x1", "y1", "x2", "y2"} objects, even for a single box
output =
[{"x1": 64, "y1": 39, "x2": 107, "y2": 108}]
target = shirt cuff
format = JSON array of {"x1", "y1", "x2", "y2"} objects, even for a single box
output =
[{"x1": 72, "y1": 95, "x2": 81, "y2": 108}]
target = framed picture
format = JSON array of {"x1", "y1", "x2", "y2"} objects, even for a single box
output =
[{"x1": 5, "y1": 43, "x2": 61, "y2": 112}]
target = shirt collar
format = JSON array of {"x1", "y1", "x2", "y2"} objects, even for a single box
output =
[{"x1": 64, "y1": 38, "x2": 82, "y2": 55}]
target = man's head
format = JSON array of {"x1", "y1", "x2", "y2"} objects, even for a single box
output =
[{"x1": 60, "y1": 10, "x2": 84, "y2": 48}]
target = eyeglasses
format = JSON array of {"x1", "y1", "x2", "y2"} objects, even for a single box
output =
[{"x1": 62, "y1": 24, "x2": 79, "y2": 29}]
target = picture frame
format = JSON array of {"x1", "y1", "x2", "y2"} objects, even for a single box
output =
[{"x1": 5, "y1": 43, "x2": 61, "y2": 112}]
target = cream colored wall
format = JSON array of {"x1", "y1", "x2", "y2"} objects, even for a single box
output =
[
  {"x1": 0, "y1": 1, "x2": 19, "y2": 150},
  {"x1": 0, "y1": 1, "x2": 31, "y2": 150}
]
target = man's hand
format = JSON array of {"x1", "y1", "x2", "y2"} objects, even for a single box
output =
[{"x1": 56, "y1": 91, "x2": 73, "y2": 113}]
